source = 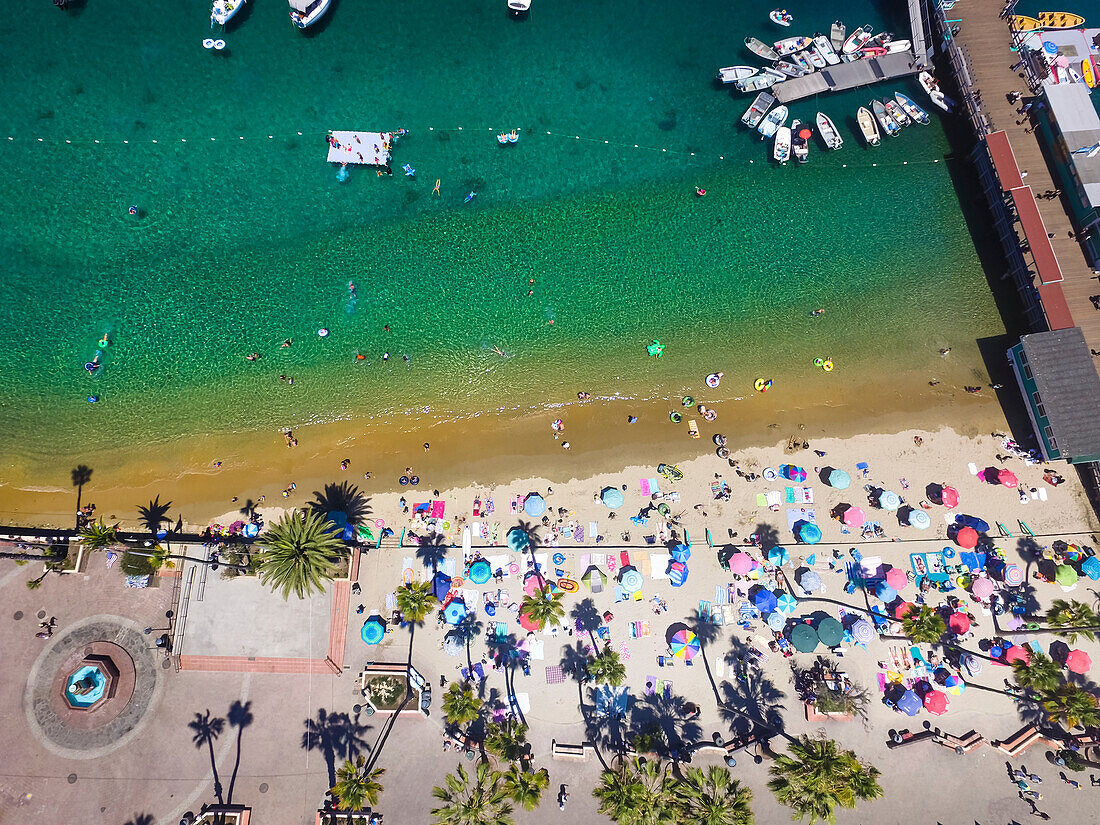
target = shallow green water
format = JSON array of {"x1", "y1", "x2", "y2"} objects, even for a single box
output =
[{"x1": 0, "y1": 0, "x2": 1004, "y2": 461}]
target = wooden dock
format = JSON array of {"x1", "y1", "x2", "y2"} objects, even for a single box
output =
[{"x1": 773, "y1": 52, "x2": 918, "y2": 103}]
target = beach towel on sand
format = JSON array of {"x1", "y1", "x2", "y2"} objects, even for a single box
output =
[{"x1": 785, "y1": 508, "x2": 817, "y2": 532}]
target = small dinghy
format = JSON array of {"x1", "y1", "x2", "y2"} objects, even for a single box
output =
[
  {"x1": 773, "y1": 125, "x2": 792, "y2": 164},
  {"x1": 857, "y1": 106, "x2": 881, "y2": 145},
  {"x1": 507, "y1": 0, "x2": 531, "y2": 16},
  {"x1": 736, "y1": 69, "x2": 785, "y2": 92},
  {"x1": 769, "y1": 8, "x2": 793, "y2": 26},
  {"x1": 883, "y1": 96, "x2": 910, "y2": 127},
  {"x1": 717, "y1": 65, "x2": 758, "y2": 84},
  {"x1": 791, "y1": 118, "x2": 810, "y2": 163},
  {"x1": 746, "y1": 36, "x2": 780, "y2": 61},
  {"x1": 830, "y1": 20, "x2": 847, "y2": 51},
  {"x1": 872, "y1": 98, "x2": 900, "y2": 136},
  {"x1": 813, "y1": 34, "x2": 841, "y2": 65},
  {"x1": 815, "y1": 112, "x2": 843, "y2": 149},
  {"x1": 775, "y1": 35, "x2": 813, "y2": 56},
  {"x1": 884, "y1": 38, "x2": 912, "y2": 53},
  {"x1": 741, "y1": 92, "x2": 775, "y2": 128},
  {"x1": 775, "y1": 60, "x2": 806, "y2": 78},
  {"x1": 805, "y1": 45, "x2": 827, "y2": 69},
  {"x1": 757, "y1": 104, "x2": 789, "y2": 139},
  {"x1": 895, "y1": 92, "x2": 930, "y2": 125},
  {"x1": 919, "y1": 71, "x2": 949, "y2": 111},
  {"x1": 791, "y1": 50, "x2": 814, "y2": 72},
  {"x1": 842, "y1": 26, "x2": 873, "y2": 54}
]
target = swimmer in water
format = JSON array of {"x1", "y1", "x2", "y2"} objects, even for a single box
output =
[
  {"x1": 382, "y1": 352, "x2": 389, "y2": 361},
  {"x1": 383, "y1": 324, "x2": 391, "y2": 332},
  {"x1": 402, "y1": 354, "x2": 410, "y2": 362},
  {"x1": 811, "y1": 308, "x2": 825, "y2": 316},
  {"x1": 492, "y1": 346, "x2": 506, "y2": 357},
  {"x1": 354, "y1": 351, "x2": 366, "y2": 362},
  {"x1": 939, "y1": 347, "x2": 951, "y2": 357},
  {"x1": 348, "y1": 281, "x2": 357, "y2": 294},
  {"x1": 128, "y1": 205, "x2": 138, "y2": 216},
  {"x1": 433, "y1": 179, "x2": 441, "y2": 196},
  {"x1": 246, "y1": 353, "x2": 261, "y2": 361},
  {"x1": 281, "y1": 339, "x2": 292, "y2": 348}
]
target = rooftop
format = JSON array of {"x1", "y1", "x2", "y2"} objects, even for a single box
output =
[{"x1": 1019, "y1": 327, "x2": 1100, "y2": 459}]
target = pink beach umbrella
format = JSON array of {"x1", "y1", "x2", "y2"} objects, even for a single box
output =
[
  {"x1": 729, "y1": 552, "x2": 753, "y2": 575},
  {"x1": 885, "y1": 567, "x2": 908, "y2": 591},
  {"x1": 893, "y1": 601, "x2": 917, "y2": 620},
  {"x1": 971, "y1": 577, "x2": 995, "y2": 600},
  {"x1": 1066, "y1": 649, "x2": 1092, "y2": 674},
  {"x1": 843, "y1": 506, "x2": 867, "y2": 527},
  {"x1": 1005, "y1": 645, "x2": 1031, "y2": 665},
  {"x1": 924, "y1": 690, "x2": 950, "y2": 716},
  {"x1": 1003, "y1": 564, "x2": 1024, "y2": 586},
  {"x1": 998, "y1": 469, "x2": 1019, "y2": 488},
  {"x1": 948, "y1": 612, "x2": 971, "y2": 635},
  {"x1": 941, "y1": 486, "x2": 959, "y2": 508},
  {"x1": 518, "y1": 608, "x2": 541, "y2": 633}
]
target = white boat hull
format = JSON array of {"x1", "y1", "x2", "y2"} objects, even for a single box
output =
[
  {"x1": 773, "y1": 126, "x2": 792, "y2": 164},
  {"x1": 758, "y1": 104, "x2": 789, "y2": 139},
  {"x1": 211, "y1": 0, "x2": 245, "y2": 25},
  {"x1": 918, "y1": 71, "x2": 949, "y2": 111},
  {"x1": 718, "y1": 65, "x2": 758, "y2": 84},
  {"x1": 813, "y1": 35, "x2": 841, "y2": 65},
  {"x1": 857, "y1": 107, "x2": 880, "y2": 145},
  {"x1": 815, "y1": 112, "x2": 843, "y2": 149},
  {"x1": 289, "y1": 0, "x2": 330, "y2": 28}
]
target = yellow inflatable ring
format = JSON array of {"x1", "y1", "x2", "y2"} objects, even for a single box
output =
[
  {"x1": 402, "y1": 568, "x2": 415, "y2": 583},
  {"x1": 823, "y1": 360, "x2": 833, "y2": 372},
  {"x1": 754, "y1": 378, "x2": 767, "y2": 392},
  {"x1": 451, "y1": 576, "x2": 465, "y2": 587},
  {"x1": 443, "y1": 521, "x2": 451, "y2": 530},
  {"x1": 558, "y1": 578, "x2": 579, "y2": 593}
]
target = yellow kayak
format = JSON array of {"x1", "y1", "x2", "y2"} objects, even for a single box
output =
[
  {"x1": 1012, "y1": 14, "x2": 1042, "y2": 30},
  {"x1": 1037, "y1": 11, "x2": 1085, "y2": 28},
  {"x1": 1085, "y1": 58, "x2": 1097, "y2": 88}
]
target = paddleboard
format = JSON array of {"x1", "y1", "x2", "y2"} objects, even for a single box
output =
[{"x1": 1084, "y1": 57, "x2": 1096, "y2": 87}]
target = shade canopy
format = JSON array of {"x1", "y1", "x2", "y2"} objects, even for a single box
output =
[
  {"x1": 601, "y1": 487, "x2": 625, "y2": 509},
  {"x1": 1066, "y1": 649, "x2": 1092, "y2": 674},
  {"x1": 668, "y1": 561, "x2": 689, "y2": 588},
  {"x1": 954, "y1": 526, "x2": 979, "y2": 549},
  {"x1": 816, "y1": 617, "x2": 844, "y2": 647},
  {"x1": 361, "y1": 617, "x2": 386, "y2": 645},
  {"x1": 1056, "y1": 565, "x2": 1079, "y2": 586},
  {"x1": 948, "y1": 612, "x2": 971, "y2": 635},
  {"x1": 468, "y1": 559, "x2": 492, "y2": 585},
  {"x1": 885, "y1": 567, "x2": 908, "y2": 590},
  {"x1": 776, "y1": 593, "x2": 798, "y2": 613},
  {"x1": 670, "y1": 543, "x2": 691, "y2": 563},
  {"x1": 876, "y1": 583, "x2": 897, "y2": 604},
  {"x1": 767, "y1": 611, "x2": 787, "y2": 630},
  {"x1": 507, "y1": 527, "x2": 531, "y2": 552},
  {"x1": 971, "y1": 577, "x2": 995, "y2": 599},
  {"x1": 768, "y1": 546, "x2": 790, "y2": 566},
  {"x1": 523, "y1": 493, "x2": 546, "y2": 517},
  {"x1": 729, "y1": 552, "x2": 754, "y2": 575},
  {"x1": 897, "y1": 689, "x2": 922, "y2": 716},
  {"x1": 842, "y1": 506, "x2": 867, "y2": 527},
  {"x1": 1003, "y1": 564, "x2": 1025, "y2": 586},
  {"x1": 789, "y1": 623, "x2": 819, "y2": 652},
  {"x1": 444, "y1": 599, "x2": 468, "y2": 625},
  {"x1": 824, "y1": 468, "x2": 851, "y2": 489},
  {"x1": 796, "y1": 521, "x2": 822, "y2": 545},
  {"x1": 941, "y1": 486, "x2": 959, "y2": 508},
  {"x1": 907, "y1": 509, "x2": 931, "y2": 530},
  {"x1": 894, "y1": 601, "x2": 917, "y2": 620},
  {"x1": 878, "y1": 490, "x2": 901, "y2": 510},
  {"x1": 670, "y1": 629, "x2": 700, "y2": 660},
  {"x1": 924, "y1": 690, "x2": 949, "y2": 716},
  {"x1": 582, "y1": 565, "x2": 606, "y2": 592},
  {"x1": 851, "y1": 618, "x2": 875, "y2": 645},
  {"x1": 433, "y1": 571, "x2": 454, "y2": 601},
  {"x1": 518, "y1": 608, "x2": 541, "y2": 633},
  {"x1": 620, "y1": 567, "x2": 644, "y2": 593},
  {"x1": 799, "y1": 571, "x2": 823, "y2": 593},
  {"x1": 754, "y1": 589, "x2": 778, "y2": 614}
]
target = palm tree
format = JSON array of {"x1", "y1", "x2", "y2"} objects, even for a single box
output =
[
  {"x1": 78, "y1": 518, "x2": 119, "y2": 552},
  {"x1": 256, "y1": 510, "x2": 348, "y2": 599},
  {"x1": 431, "y1": 762, "x2": 514, "y2": 825},
  {"x1": 188, "y1": 710, "x2": 226, "y2": 804},
  {"x1": 331, "y1": 755, "x2": 385, "y2": 810},
  {"x1": 1041, "y1": 683, "x2": 1100, "y2": 730},
  {"x1": 675, "y1": 765, "x2": 755, "y2": 825},
  {"x1": 767, "y1": 734, "x2": 882, "y2": 825},
  {"x1": 900, "y1": 605, "x2": 945, "y2": 645},
  {"x1": 587, "y1": 644, "x2": 627, "y2": 686},
  {"x1": 442, "y1": 683, "x2": 482, "y2": 728},
  {"x1": 136, "y1": 495, "x2": 172, "y2": 534},
  {"x1": 519, "y1": 590, "x2": 565, "y2": 631},
  {"x1": 501, "y1": 764, "x2": 548, "y2": 811},
  {"x1": 1046, "y1": 599, "x2": 1100, "y2": 643},
  {"x1": 307, "y1": 481, "x2": 372, "y2": 527},
  {"x1": 1012, "y1": 651, "x2": 1063, "y2": 697},
  {"x1": 593, "y1": 756, "x2": 675, "y2": 825},
  {"x1": 485, "y1": 719, "x2": 529, "y2": 764}
]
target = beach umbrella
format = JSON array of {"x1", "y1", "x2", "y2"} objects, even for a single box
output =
[
  {"x1": 941, "y1": 486, "x2": 959, "y2": 508},
  {"x1": 842, "y1": 506, "x2": 867, "y2": 527},
  {"x1": 1043, "y1": 39, "x2": 1059, "y2": 55},
  {"x1": 876, "y1": 582, "x2": 898, "y2": 604},
  {"x1": 954, "y1": 526, "x2": 979, "y2": 549},
  {"x1": 781, "y1": 464, "x2": 808, "y2": 482},
  {"x1": 894, "y1": 601, "x2": 917, "y2": 620},
  {"x1": 767, "y1": 611, "x2": 787, "y2": 631},
  {"x1": 601, "y1": 487, "x2": 624, "y2": 509},
  {"x1": 468, "y1": 559, "x2": 492, "y2": 585},
  {"x1": 754, "y1": 589, "x2": 778, "y2": 614},
  {"x1": 897, "y1": 689, "x2": 922, "y2": 716},
  {"x1": 1055, "y1": 53, "x2": 1071, "y2": 68},
  {"x1": 1056, "y1": 565, "x2": 1079, "y2": 587},
  {"x1": 943, "y1": 673, "x2": 966, "y2": 695},
  {"x1": 878, "y1": 490, "x2": 901, "y2": 510},
  {"x1": 507, "y1": 527, "x2": 530, "y2": 552},
  {"x1": 523, "y1": 493, "x2": 546, "y2": 518},
  {"x1": 1082, "y1": 556, "x2": 1100, "y2": 581},
  {"x1": 518, "y1": 608, "x2": 541, "y2": 633},
  {"x1": 961, "y1": 653, "x2": 982, "y2": 676},
  {"x1": 1066, "y1": 649, "x2": 1092, "y2": 674},
  {"x1": 998, "y1": 469, "x2": 1019, "y2": 488},
  {"x1": 948, "y1": 612, "x2": 971, "y2": 635},
  {"x1": 729, "y1": 552, "x2": 754, "y2": 575},
  {"x1": 816, "y1": 616, "x2": 844, "y2": 647},
  {"x1": 796, "y1": 521, "x2": 822, "y2": 545},
  {"x1": 1005, "y1": 645, "x2": 1031, "y2": 665},
  {"x1": 1003, "y1": 563, "x2": 1025, "y2": 586},
  {"x1": 789, "y1": 623, "x2": 819, "y2": 653},
  {"x1": 444, "y1": 600, "x2": 468, "y2": 625},
  {"x1": 851, "y1": 618, "x2": 875, "y2": 645},
  {"x1": 670, "y1": 543, "x2": 691, "y2": 563},
  {"x1": 620, "y1": 567, "x2": 644, "y2": 593},
  {"x1": 361, "y1": 616, "x2": 386, "y2": 645},
  {"x1": 670, "y1": 629, "x2": 701, "y2": 660},
  {"x1": 432, "y1": 571, "x2": 453, "y2": 601},
  {"x1": 822, "y1": 468, "x2": 851, "y2": 489},
  {"x1": 800, "y1": 571, "x2": 823, "y2": 593},
  {"x1": 955, "y1": 514, "x2": 990, "y2": 533},
  {"x1": 908, "y1": 509, "x2": 932, "y2": 530},
  {"x1": 776, "y1": 593, "x2": 798, "y2": 613},
  {"x1": 523, "y1": 571, "x2": 554, "y2": 596},
  {"x1": 885, "y1": 567, "x2": 908, "y2": 590},
  {"x1": 768, "y1": 546, "x2": 790, "y2": 566},
  {"x1": 582, "y1": 565, "x2": 606, "y2": 593},
  {"x1": 924, "y1": 690, "x2": 949, "y2": 716},
  {"x1": 668, "y1": 561, "x2": 689, "y2": 588},
  {"x1": 970, "y1": 577, "x2": 995, "y2": 600}
]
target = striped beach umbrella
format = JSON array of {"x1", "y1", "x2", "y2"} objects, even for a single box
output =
[
  {"x1": 878, "y1": 490, "x2": 901, "y2": 510},
  {"x1": 776, "y1": 593, "x2": 798, "y2": 614},
  {"x1": 767, "y1": 611, "x2": 787, "y2": 631},
  {"x1": 668, "y1": 561, "x2": 689, "y2": 588},
  {"x1": 670, "y1": 629, "x2": 700, "y2": 660},
  {"x1": 851, "y1": 618, "x2": 875, "y2": 645},
  {"x1": 620, "y1": 567, "x2": 644, "y2": 593},
  {"x1": 768, "y1": 546, "x2": 790, "y2": 566},
  {"x1": 1003, "y1": 564, "x2": 1024, "y2": 586},
  {"x1": 670, "y1": 543, "x2": 691, "y2": 563}
]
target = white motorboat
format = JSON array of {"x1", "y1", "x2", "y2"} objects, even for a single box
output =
[
  {"x1": 791, "y1": 51, "x2": 814, "y2": 72},
  {"x1": 773, "y1": 125, "x2": 792, "y2": 164},
  {"x1": 774, "y1": 35, "x2": 813, "y2": 56},
  {"x1": 757, "y1": 104, "x2": 789, "y2": 139},
  {"x1": 919, "y1": 71, "x2": 949, "y2": 111},
  {"x1": 884, "y1": 38, "x2": 912, "y2": 54},
  {"x1": 872, "y1": 98, "x2": 900, "y2": 136},
  {"x1": 857, "y1": 107, "x2": 880, "y2": 145},
  {"x1": 790, "y1": 118, "x2": 810, "y2": 162},
  {"x1": 508, "y1": 0, "x2": 531, "y2": 15},
  {"x1": 815, "y1": 112, "x2": 843, "y2": 149},
  {"x1": 770, "y1": 9, "x2": 793, "y2": 26},
  {"x1": 288, "y1": 0, "x2": 330, "y2": 28},
  {"x1": 805, "y1": 46, "x2": 827, "y2": 69},
  {"x1": 735, "y1": 69, "x2": 785, "y2": 92},
  {"x1": 211, "y1": 0, "x2": 245, "y2": 25},
  {"x1": 883, "y1": 96, "x2": 910, "y2": 127},
  {"x1": 741, "y1": 92, "x2": 775, "y2": 128},
  {"x1": 813, "y1": 35, "x2": 841, "y2": 65},
  {"x1": 775, "y1": 60, "x2": 806, "y2": 78},
  {"x1": 842, "y1": 26, "x2": 873, "y2": 54},
  {"x1": 717, "y1": 65, "x2": 758, "y2": 84},
  {"x1": 746, "y1": 36, "x2": 781, "y2": 61},
  {"x1": 830, "y1": 20, "x2": 847, "y2": 51},
  {"x1": 895, "y1": 92, "x2": 930, "y2": 125}
]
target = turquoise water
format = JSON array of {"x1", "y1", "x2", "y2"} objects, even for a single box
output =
[
  {"x1": 65, "y1": 665, "x2": 107, "y2": 708},
  {"x1": 0, "y1": 0, "x2": 1003, "y2": 463}
]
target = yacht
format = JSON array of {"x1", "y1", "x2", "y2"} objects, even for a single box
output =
[
  {"x1": 211, "y1": 0, "x2": 245, "y2": 26},
  {"x1": 288, "y1": 0, "x2": 331, "y2": 28}
]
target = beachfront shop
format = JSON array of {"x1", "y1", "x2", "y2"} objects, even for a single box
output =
[{"x1": 1007, "y1": 327, "x2": 1100, "y2": 463}]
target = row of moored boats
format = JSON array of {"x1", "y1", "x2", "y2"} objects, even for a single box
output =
[{"x1": 211, "y1": 0, "x2": 331, "y2": 29}]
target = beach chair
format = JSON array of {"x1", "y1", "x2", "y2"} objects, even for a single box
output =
[
  {"x1": 688, "y1": 420, "x2": 700, "y2": 438},
  {"x1": 698, "y1": 600, "x2": 712, "y2": 622}
]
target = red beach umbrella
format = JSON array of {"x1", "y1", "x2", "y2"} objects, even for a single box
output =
[
  {"x1": 1066, "y1": 649, "x2": 1092, "y2": 674},
  {"x1": 885, "y1": 567, "x2": 908, "y2": 590},
  {"x1": 1004, "y1": 645, "x2": 1031, "y2": 665},
  {"x1": 998, "y1": 469, "x2": 1019, "y2": 488},
  {"x1": 893, "y1": 601, "x2": 917, "y2": 620},
  {"x1": 948, "y1": 612, "x2": 971, "y2": 635},
  {"x1": 941, "y1": 486, "x2": 959, "y2": 508},
  {"x1": 518, "y1": 609, "x2": 541, "y2": 633},
  {"x1": 924, "y1": 689, "x2": 949, "y2": 715},
  {"x1": 955, "y1": 526, "x2": 979, "y2": 549}
]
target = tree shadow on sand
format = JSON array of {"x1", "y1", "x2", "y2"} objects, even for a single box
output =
[
  {"x1": 307, "y1": 481, "x2": 372, "y2": 527},
  {"x1": 188, "y1": 709, "x2": 226, "y2": 804},
  {"x1": 559, "y1": 641, "x2": 611, "y2": 769},
  {"x1": 717, "y1": 638, "x2": 789, "y2": 742},
  {"x1": 123, "y1": 814, "x2": 154, "y2": 825},
  {"x1": 302, "y1": 708, "x2": 372, "y2": 789},
  {"x1": 415, "y1": 533, "x2": 450, "y2": 575},
  {"x1": 226, "y1": 699, "x2": 254, "y2": 804},
  {"x1": 628, "y1": 690, "x2": 703, "y2": 760},
  {"x1": 571, "y1": 598, "x2": 603, "y2": 648}
]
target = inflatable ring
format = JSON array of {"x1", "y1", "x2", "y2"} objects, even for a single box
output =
[
  {"x1": 670, "y1": 412, "x2": 683, "y2": 423},
  {"x1": 822, "y1": 360, "x2": 834, "y2": 372},
  {"x1": 703, "y1": 410, "x2": 717, "y2": 422},
  {"x1": 553, "y1": 552, "x2": 566, "y2": 565},
  {"x1": 754, "y1": 378, "x2": 768, "y2": 392},
  {"x1": 410, "y1": 476, "x2": 420, "y2": 485},
  {"x1": 813, "y1": 358, "x2": 824, "y2": 367},
  {"x1": 714, "y1": 433, "x2": 727, "y2": 446},
  {"x1": 956, "y1": 574, "x2": 971, "y2": 588},
  {"x1": 443, "y1": 521, "x2": 451, "y2": 530},
  {"x1": 682, "y1": 396, "x2": 695, "y2": 407},
  {"x1": 717, "y1": 447, "x2": 730, "y2": 458},
  {"x1": 706, "y1": 373, "x2": 722, "y2": 388},
  {"x1": 403, "y1": 568, "x2": 414, "y2": 583},
  {"x1": 85, "y1": 362, "x2": 98, "y2": 372},
  {"x1": 98, "y1": 338, "x2": 109, "y2": 348},
  {"x1": 452, "y1": 576, "x2": 465, "y2": 587},
  {"x1": 399, "y1": 476, "x2": 409, "y2": 485},
  {"x1": 203, "y1": 38, "x2": 215, "y2": 48},
  {"x1": 943, "y1": 548, "x2": 955, "y2": 559},
  {"x1": 375, "y1": 518, "x2": 385, "y2": 528},
  {"x1": 509, "y1": 562, "x2": 520, "y2": 574},
  {"x1": 318, "y1": 328, "x2": 329, "y2": 337},
  {"x1": 87, "y1": 395, "x2": 98, "y2": 403},
  {"x1": 558, "y1": 578, "x2": 579, "y2": 593},
  {"x1": 485, "y1": 604, "x2": 496, "y2": 616}
]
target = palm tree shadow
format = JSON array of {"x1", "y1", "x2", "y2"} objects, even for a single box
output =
[
  {"x1": 751, "y1": 523, "x2": 781, "y2": 553},
  {"x1": 584, "y1": 684, "x2": 629, "y2": 757},
  {"x1": 571, "y1": 597, "x2": 603, "y2": 647},
  {"x1": 137, "y1": 495, "x2": 172, "y2": 534},
  {"x1": 123, "y1": 814, "x2": 155, "y2": 825},
  {"x1": 415, "y1": 533, "x2": 449, "y2": 575},
  {"x1": 559, "y1": 641, "x2": 610, "y2": 770},
  {"x1": 307, "y1": 481, "x2": 372, "y2": 526},
  {"x1": 687, "y1": 607, "x2": 724, "y2": 704},
  {"x1": 447, "y1": 613, "x2": 484, "y2": 677},
  {"x1": 513, "y1": 519, "x2": 544, "y2": 588},
  {"x1": 628, "y1": 690, "x2": 702, "y2": 759},
  {"x1": 226, "y1": 699, "x2": 253, "y2": 804},
  {"x1": 302, "y1": 708, "x2": 372, "y2": 789},
  {"x1": 718, "y1": 639, "x2": 789, "y2": 740},
  {"x1": 188, "y1": 709, "x2": 226, "y2": 804}
]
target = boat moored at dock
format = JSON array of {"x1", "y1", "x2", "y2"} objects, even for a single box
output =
[
  {"x1": 895, "y1": 91, "x2": 930, "y2": 125},
  {"x1": 775, "y1": 35, "x2": 813, "y2": 56},
  {"x1": 857, "y1": 106, "x2": 880, "y2": 145},
  {"x1": 757, "y1": 104, "x2": 789, "y2": 138},
  {"x1": 773, "y1": 125, "x2": 792, "y2": 163},
  {"x1": 872, "y1": 98, "x2": 900, "y2": 136},
  {"x1": 741, "y1": 92, "x2": 775, "y2": 128},
  {"x1": 815, "y1": 112, "x2": 843, "y2": 149},
  {"x1": 813, "y1": 35, "x2": 841, "y2": 65},
  {"x1": 746, "y1": 36, "x2": 780, "y2": 61},
  {"x1": 717, "y1": 65, "x2": 758, "y2": 84},
  {"x1": 830, "y1": 20, "x2": 847, "y2": 51},
  {"x1": 918, "y1": 71, "x2": 949, "y2": 111},
  {"x1": 790, "y1": 118, "x2": 810, "y2": 162}
]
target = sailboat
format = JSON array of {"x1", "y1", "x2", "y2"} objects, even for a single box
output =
[{"x1": 857, "y1": 106, "x2": 881, "y2": 145}]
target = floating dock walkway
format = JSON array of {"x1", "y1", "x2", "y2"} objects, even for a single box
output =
[{"x1": 326, "y1": 130, "x2": 393, "y2": 166}]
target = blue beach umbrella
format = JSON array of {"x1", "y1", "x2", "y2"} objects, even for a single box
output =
[
  {"x1": 755, "y1": 589, "x2": 778, "y2": 614},
  {"x1": 444, "y1": 599, "x2": 468, "y2": 625},
  {"x1": 670, "y1": 543, "x2": 691, "y2": 563},
  {"x1": 524, "y1": 493, "x2": 546, "y2": 518},
  {"x1": 799, "y1": 571, "x2": 824, "y2": 593},
  {"x1": 908, "y1": 509, "x2": 931, "y2": 530},
  {"x1": 776, "y1": 593, "x2": 798, "y2": 613},
  {"x1": 878, "y1": 490, "x2": 901, "y2": 510},
  {"x1": 620, "y1": 567, "x2": 644, "y2": 593},
  {"x1": 768, "y1": 546, "x2": 790, "y2": 566},
  {"x1": 433, "y1": 571, "x2": 453, "y2": 601},
  {"x1": 1043, "y1": 39, "x2": 1059, "y2": 55},
  {"x1": 767, "y1": 611, "x2": 787, "y2": 631},
  {"x1": 796, "y1": 521, "x2": 822, "y2": 545},
  {"x1": 824, "y1": 468, "x2": 851, "y2": 489},
  {"x1": 361, "y1": 616, "x2": 385, "y2": 645},
  {"x1": 668, "y1": 561, "x2": 689, "y2": 588},
  {"x1": 897, "y1": 689, "x2": 922, "y2": 716},
  {"x1": 876, "y1": 582, "x2": 898, "y2": 603},
  {"x1": 468, "y1": 559, "x2": 492, "y2": 585},
  {"x1": 601, "y1": 487, "x2": 625, "y2": 509}
]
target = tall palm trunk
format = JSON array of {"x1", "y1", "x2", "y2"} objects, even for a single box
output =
[
  {"x1": 227, "y1": 726, "x2": 243, "y2": 803},
  {"x1": 206, "y1": 736, "x2": 224, "y2": 803}
]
